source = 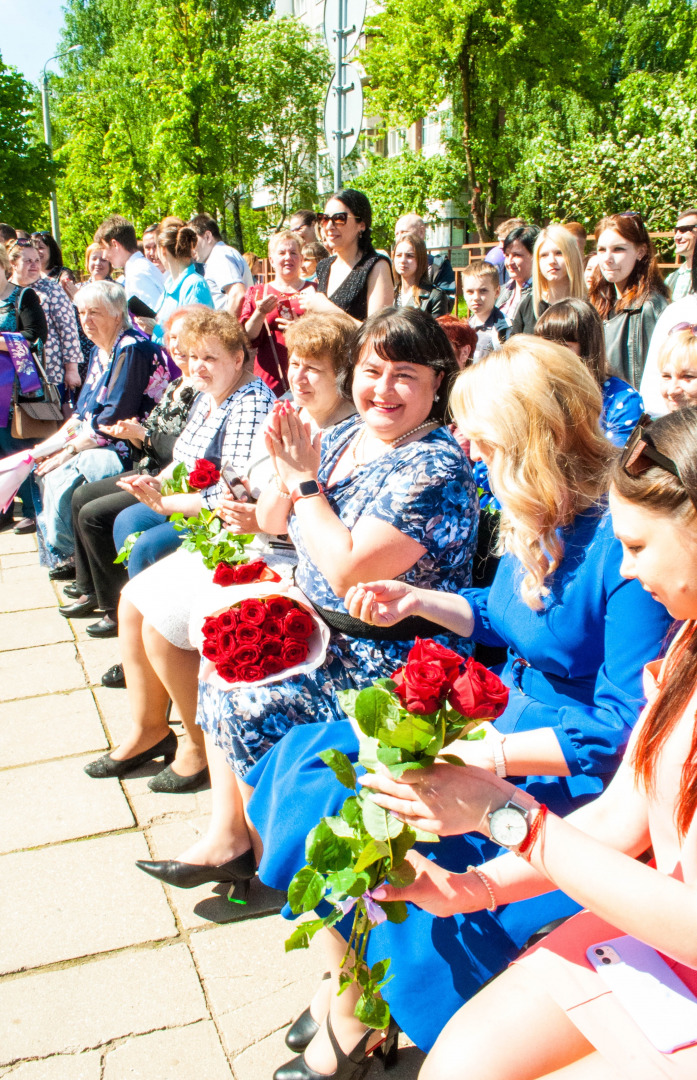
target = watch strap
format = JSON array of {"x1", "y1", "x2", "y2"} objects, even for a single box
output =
[{"x1": 290, "y1": 480, "x2": 323, "y2": 504}]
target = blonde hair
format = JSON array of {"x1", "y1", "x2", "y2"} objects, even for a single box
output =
[
  {"x1": 0, "y1": 244, "x2": 10, "y2": 276},
  {"x1": 450, "y1": 336, "x2": 615, "y2": 609},
  {"x1": 269, "y1": 230, "x2": 303, "y2": 257},
  {"x1": 656, "y1": 328, "x2": 697, "y2": 374},
  {"x1": 532, "y1": 225, "x2": 586, "y2": 317},
  {"x1": 462, "y1": 260, "x2": 499, "y2": 289}
]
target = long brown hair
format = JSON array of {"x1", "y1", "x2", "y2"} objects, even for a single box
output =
[
  {"x1": 590, "y1": 213, "x2": 669, "y2": 318},
  {"x1": 611, "y1": 407, "x2": 697, "y2": 835}
]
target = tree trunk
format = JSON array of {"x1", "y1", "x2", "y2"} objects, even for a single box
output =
[
  {"x1": 231, "y1": 188, "x2": 244, "y2": 252},
  {"x1": 458, "y1": 41, "x2": 491, "y2": 242}
]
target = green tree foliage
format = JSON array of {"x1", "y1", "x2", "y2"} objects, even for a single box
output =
[
  {"x1": 351, "y1": 150, "x2": 465, "y2": 248},
  {"x1": 51, "y1": 2, "x2": 328, "y2": 262},
  {"x1": 0, "y1": 56, "x2": 56, "y2": 227}
]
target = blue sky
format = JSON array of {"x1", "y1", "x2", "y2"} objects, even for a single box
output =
[{"x1": 1, "y1": 0, "x2": 68, "y2": 84}]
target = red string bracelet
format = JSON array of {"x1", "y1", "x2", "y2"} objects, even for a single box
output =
[{"x1": 517, "y1": 803, "x2": 548, "y2": 860}]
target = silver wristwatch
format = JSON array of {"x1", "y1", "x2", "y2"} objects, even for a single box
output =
[{"x1": 487, "y1": 790, "x2": 536, "y2": 851}]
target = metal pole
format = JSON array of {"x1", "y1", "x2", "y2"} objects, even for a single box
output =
[
  {"x1": 334, "y1": 0, "x2": 344, "y2": 191},
  {"x1": 41, "y1": 72, "x2": 61, "y2": 246}
]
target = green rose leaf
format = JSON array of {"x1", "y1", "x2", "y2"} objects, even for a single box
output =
[
  {"x1": 326, "y1": 867, "x2": 359, "y2": 895},
  {"x1": 387, "y1": 760, "x2": 425, "y2": 778},
  {"x1": 376, "y1": 745, "x2": 402, "y2": 767},
  {"x1": 360, "y1": 795, "x2": 404, "y2": 841},
  {"x1": 386, "y1": 860, "x2": 416, "y2": 887},
  {"x1": 411, "y1": 825, "x2": 440, "y2": 844},
  {"x1": 390, "y1": 825, "x2": 416, "y2": 866},
  {"x1": 337, "y1": 688, "x2": 359, "y2": 719},
  {"x1": 355, "y1": 992, "x2": 391, "y2": 1030},
  {"x1": 318, "y1": 748, "x2": 357, "y2": 790},
  {"x1": 380, "y1": 900, "x2": 409, "y2": 924},
  {"x1": 287, "y1": 867, "x2": 327, "y2": 913},
  {"x1": 284, "y1": 917, "x2": 325, "y2": 952},
  {"x1": 340, "y1": 797, "x2": 363, "y2": 829},
  {"x1": 306, "y1": 820, "x2": 354, "y2": 872},
  {"x1": 353, "y1": 838, "x2": 390, "y2": 874},
  {"x1": 357, "y1": 735, "x2": 380, "y2": 773},
  {"x1": 355, "y1": 685, "x2": 400, "y2": 738},
  {"x1": 324, "y1": 814, "x2": 356, "y2": 839},
  {"x1": 438, "y1": 754, "x2": 468, "y2": 767},
  {"x1": 382, "y1": 713, "x2": 435, "y2": 752},
  {"x1": 370, "y1": 958, "x2": 390, "y2": 984}
]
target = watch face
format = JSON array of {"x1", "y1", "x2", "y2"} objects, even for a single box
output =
[
  {"x1": 298, "y1": 480, "x2": 320, "y2": 497},
  {"x1": 489, "y1": 806, "x2": 528, "y2": 848}
]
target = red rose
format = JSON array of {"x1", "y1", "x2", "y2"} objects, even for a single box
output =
[
  {"x1": 216, "y1": 661, "x2": 239, "y2": 683},
  {"x1": 262, "y1": 617, "x2": 284, "y2": 638},
  {"x1": 236, "y1": 663, "x2": 267, "y2": 682},
  {"x1": 217, "y1": 610, "x2": 238, "y2": 632},
  {"x1": 393, "y1": 660, "x2": 449, "y2": 714},
  {"x1": 284, "y1": 609, "x2": 315, "y2": 639},
  {"x1": 236, "y1": 624, "x2": 263, "y2": 645},
  {"x1": 202, "y1": 640, "x2": 220, "y2": 661},
  {"x1": 281, "y1": 638, "x2": 309, "y2": 665},
  {"x1": 447, "y1": 657, "x2": 509, "y2": 720},
  {"x1": 262, "y1": 637, "x2": 283, "y2": 656},
  {"x1": 212, "y1": 562, "x2": 238, "y2": 587},
  {"x1": 261, "y1": 655, "x2": 287, "y2": 676},
  {"x1": 234, "y1": 644, "x2": 262, "y2": 664},
  {"x1": 238, "y1": 599, "x2": 267, "y2": 626},
  {"x1": 218, "y1": 631, "x2": 236, "y2": 658},
  {"x1": 233, "y1": 559, "x2": 269, "y2": 584},
  {"x1": 267, "y1": 596, "x2": 295, "y2": 619},
  {"x1": 402, "y1": 638, "x2": 462, "y2": 685},
  {"x1": 188, "y1": 459, "x2": 220, "y2": 489},
  {"x1": 202, "y1": 617, "x2": 219, "y2": 640}
]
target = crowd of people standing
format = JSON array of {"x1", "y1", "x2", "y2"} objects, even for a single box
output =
[{"x1": 2, "y1": 194, "x2": 697, "y2": 1080}]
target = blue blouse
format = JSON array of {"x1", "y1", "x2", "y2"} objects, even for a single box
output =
[{"x1": 152, "y1": 265, "x2": 214, "y2": 343}]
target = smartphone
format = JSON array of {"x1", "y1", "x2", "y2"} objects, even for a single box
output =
[
  {"x1": 221, "y1": 463, "x2": 255, "y2": 503},
  {"x1": 587, "y1": 936, "x2": 697, "y2": 1053}
]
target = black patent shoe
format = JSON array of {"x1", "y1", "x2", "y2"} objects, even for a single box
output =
[
  {"x1": 86, "y1": 614, "x2": 118, "y2": 638},
  {"x1": 49, "y1": 565, "x2": 76, "y2": 581},
  {"x1": 135, "y1": 848, "x2": 257, "y2": 901},
  {"x1": 286, "y1": 973, "x2": 331, "y2": 1052},
  {"x1": 63, "y1": 582, "x2": 82, "y2": 600},
  {"x1": 274, "y1": 1015, "x2": 399, "y2": 1080},
  {"x1": 59, "y1": 594, "x2": 98, "y2": 618},
  {"x1": 148, "y1": 764, "x2": 210, "y2": 793},
  {"x1": 84, "y1": 729, "x2": 177, "y2": 778},
  {"x1": 102, "y1": 663, "x2": 126, "y2": 688}
]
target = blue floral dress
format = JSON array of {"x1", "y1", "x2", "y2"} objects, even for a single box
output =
[{"x1": 196, "y1": 419, "x2": 479, "y2": 776}]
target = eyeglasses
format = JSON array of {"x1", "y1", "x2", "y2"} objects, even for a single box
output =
[
  {"x1": 668, "y1": 322, "x2": 697, "y2": 337},
  {"x1": 620, "y1": 210, "x2": 641, "y2": 219},
  {"x1": 620, "y1": 414, "x2": 681, "y2": 479},
  {"x1": 675, "y1": 224, "x2": 697, "y2": 235},
  {"x1": 316, "y1": 212, "x2": 360, "y2": 228}
]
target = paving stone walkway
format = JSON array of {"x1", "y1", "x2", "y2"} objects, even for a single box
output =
[{"x1": 0, "y1": 527, "x2": 425, "y2": 1079}]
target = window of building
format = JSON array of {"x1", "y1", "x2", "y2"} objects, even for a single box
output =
[
  {"x1": 421, "y1": 114, "x2": 441, "y2": 147},
  {"x1": 387, "y1": 128, "x2": 406, "y2": 157}
]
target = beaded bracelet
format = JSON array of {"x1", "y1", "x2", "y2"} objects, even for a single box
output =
[
  {"x1": 467, "y1": 865, "x2": 498, "y2": 911},
  {"x1": 517, "y1": 804, "x2": 548, "y2": 861},
  {"x1": 274, "y1": 474, "x2": 291, "y2": 500}
]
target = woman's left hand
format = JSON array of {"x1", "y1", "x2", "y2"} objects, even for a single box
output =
[
  {"x1": 100, "y1": 418, "x2": 146, "y2": 443},
  {"x1": 358, "y1": 762, "x2": 509, "y2": 837},
  {"x1": 296, "y1": 290, "x2": 334, "y2": 316},
  {"x1": 369, "y1": 850, "x2": 473, "y2": 918},
  {"x1": 219, "y1": 493, "x2": 259, "y2": 533},
  {"x1": 35, "y1": 448, "x2": 74, "y2": 477},
  {"x1": 63, "y1": 363, "x2": 82, "y2": 391},
  {"x1": 117, "y1": 474, "x2": 167, "y2": 515},
  {"x1": 266, "y1": 404, "x2": 320, "y2": 489}
]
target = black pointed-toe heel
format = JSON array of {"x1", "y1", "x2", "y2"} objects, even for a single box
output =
[
  {"x1": 83, "y1": 729, "x2": 177, "y2": 778},
  {"x1": 273, "y1": 1015, "x2": 399, "y2": 1080},
  {"x1": 135, "y1": 847, "x2": 256, "y2": 890},
  {"x1": 227, "y1": 876, "x2": 251, "y2": 905},
  {"x1": 286, "y1": 973, "x2": 331, "y2": 1052}
]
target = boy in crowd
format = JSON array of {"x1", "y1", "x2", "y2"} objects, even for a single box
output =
[{"x1": 462, "y1": 260, "x2": 510, "y2": 361}]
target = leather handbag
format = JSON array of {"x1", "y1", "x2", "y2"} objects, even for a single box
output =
[{"x1": 11, "y1": 349, "x2": 63, "y2": 439}]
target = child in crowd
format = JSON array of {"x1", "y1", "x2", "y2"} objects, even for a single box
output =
[
  {"x1": 657, "y1": 324, "x2": 697, "y2": 412},
  {"x1": 300, "y1": 242, "x2": 329, "y2": 282},
  {"x1": 462, "y1": 260, "x2": 510, "y2": 361}
]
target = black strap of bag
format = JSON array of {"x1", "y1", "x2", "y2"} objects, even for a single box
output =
[{"x1": 310, "y1": 601, "x2": 448, "y2": 642}]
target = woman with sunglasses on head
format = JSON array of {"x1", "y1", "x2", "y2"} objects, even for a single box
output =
[
  {"x1": 535, "y1": 298, "x2": 644, "y2": 447},
  {"x1": 589, "y1": 212, "x2": 670, "y2": 390},
  {"x1": 356, "y1": 407, "x2": 697, "y2": 1080},
  {"x1": 298, "y1": 190, "x2": 394, "y2": 325},
  {"x1": 241, "y1": 337, "x2": 671, "y2": 1075}
]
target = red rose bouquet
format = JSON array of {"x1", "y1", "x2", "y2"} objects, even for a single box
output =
[
  {"x1": 192, "y1": 583, "x2": 331, "y2": 690},
  {"x1": 285, "y1": 638, "x2": 509, "y2": 1029},
  {"x1": 161, "y1": 458, "x2": 220, "y2": 494}
]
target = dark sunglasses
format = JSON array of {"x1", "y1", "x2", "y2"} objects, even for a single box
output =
[
  {"x1": 620, "y1": 414, "x2": 681, "y2": 479},
  {"x1": 675, "y1": 224, "x2": 697, "y2": 235},
  {"x1": 620, "y1": 210, "x2": 642, "y2": 219},
  {"x1": 669, "y1": 322, "x2": 697, "y2": 337},
  {"x1": 316, "y1": 212, "x2": 360, "y2": 227}
]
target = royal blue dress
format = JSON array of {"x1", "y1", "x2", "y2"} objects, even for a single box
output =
[
  {"x1": 197, "y1": 419, "x2": 478, "y2": 776},
  {"x1": 246, "y1": 506, "x2": 672, "y2": 1051}
]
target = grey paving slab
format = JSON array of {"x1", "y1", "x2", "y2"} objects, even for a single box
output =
[
  {"x1": 0, "y1": 577, "x2": 57, "y2": 613},
  {"x1": 103, "y1": 1021, "x2": 233, "y2": 1080},
  {"x1": 0, "y1": 753, "x2": 134, "y2": 853},
  {"x1": 0, "y1": 689, "x2": 108, "y2": 767},
  {"x1": 0, "y1": 832, "x2": 177, "y2": 974},
  {"x1": 0, "y1": 531, "x2": 37, "y2": 555},
  {"x1": 0, "y1": 551, "x2": 39, "y2": 568},
  {"x1": 0, "y1": 943, "x2": 208, "y2": 1065},
  {"x1": 0, "y1": 609, "x2": 73, "y2": 651},
  {"x1": 75, "y1": 637, "x2": 123, "y2": 686},
  {"x1": 0, "y1": 1052, "x2": 102, "y2": 1079},
  {"x1": 123, "y1": 771, "x2": 212, "y2": 830},
  {"x1": 0, "y1": 643, "x2": 86, "y2": 701}
]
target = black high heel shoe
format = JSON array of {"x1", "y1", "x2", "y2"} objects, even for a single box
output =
[
  {"x1": 286, "y1": 973, "x2": 331, "y2": 1052},
  {"x1": 84, "y1": 730, "x2": 177, "y2": 778},
  {"x1": 135, "y1": 848, "x2": 256, "y2": 902},
  {"x1": 274, "y1": 1015, "x2": 399, "y2": 1080}
]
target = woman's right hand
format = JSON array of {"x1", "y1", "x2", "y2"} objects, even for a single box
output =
[
  {"x1": 256, "y1": 293, "x2": 278, "y2": 317},
  {"x1": 345, "y1": 580, "x2": 421, "y2": 627},
  {"x1": 370, "y1": 850, "x2": 482, "y2": 918}
]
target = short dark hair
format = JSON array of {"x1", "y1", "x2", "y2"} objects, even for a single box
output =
[
  {"x1": 328, "y1": 189, "x2": 375, "y2": 253},
  {"x1": 351, "y1": 306, "x2": 459, "y2": 423},
  {"x1": 503, "y1": 224, "x2": 540, "y2": 255},
  {"x1": 290, "y1": 209, "x2": 317, "y2": 228},
  {"x1": 32, "y1": 231, "x2": 63, "y2": 273},
  {"x1": 677, "y1": 208, "x2": 697, "y2": 221},
  {"x1": 302, "y1": 241, "x2": 329, "y2": 261},
  {"x1": 535, "y1": 298, "x2": 607, "y2": 385},
  {"x1": 94, "y1": 214, "x2": 138, "y2": 253},
  {"x1": 0, "y1": 223, "x2": 17, "y2": 244},
  {"x1": 189, "y1": 213, "x2": 222, "y2": 241}
]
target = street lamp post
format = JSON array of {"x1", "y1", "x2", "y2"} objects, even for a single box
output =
[{"x1": 40, "y1": 45, "x2": 82, "y2": 246}]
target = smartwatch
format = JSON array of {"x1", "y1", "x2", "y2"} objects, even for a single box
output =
[
  {"x1": 290, "y1": 480, "x2": 323, "y2": 504},
  {"x1": 488, "y1": 790, "x2": 537, "y2": 851}
]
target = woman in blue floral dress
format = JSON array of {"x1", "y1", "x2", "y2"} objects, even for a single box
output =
[{"x1": 135, "y1": 307, "x2": 478, "y2": 885}]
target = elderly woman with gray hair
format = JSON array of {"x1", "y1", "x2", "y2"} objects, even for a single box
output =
[{"x1": 32, "y1": 280, "x2": 170, "y2": 577}]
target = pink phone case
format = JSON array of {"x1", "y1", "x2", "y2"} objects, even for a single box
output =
[{"x1": 587, "y1": 936, "x2": 697, "y2": 1053}]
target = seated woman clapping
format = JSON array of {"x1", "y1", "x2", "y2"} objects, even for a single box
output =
[
  {"x1": 134, "y1": 307, "x2": 477, "y2": 885},
  {"x1": 239, "y1": 337, "x2": 671, "y2": 1079},
  {"x1": 360, "y1": 406, "x2": 697, "y2": 1080}
]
